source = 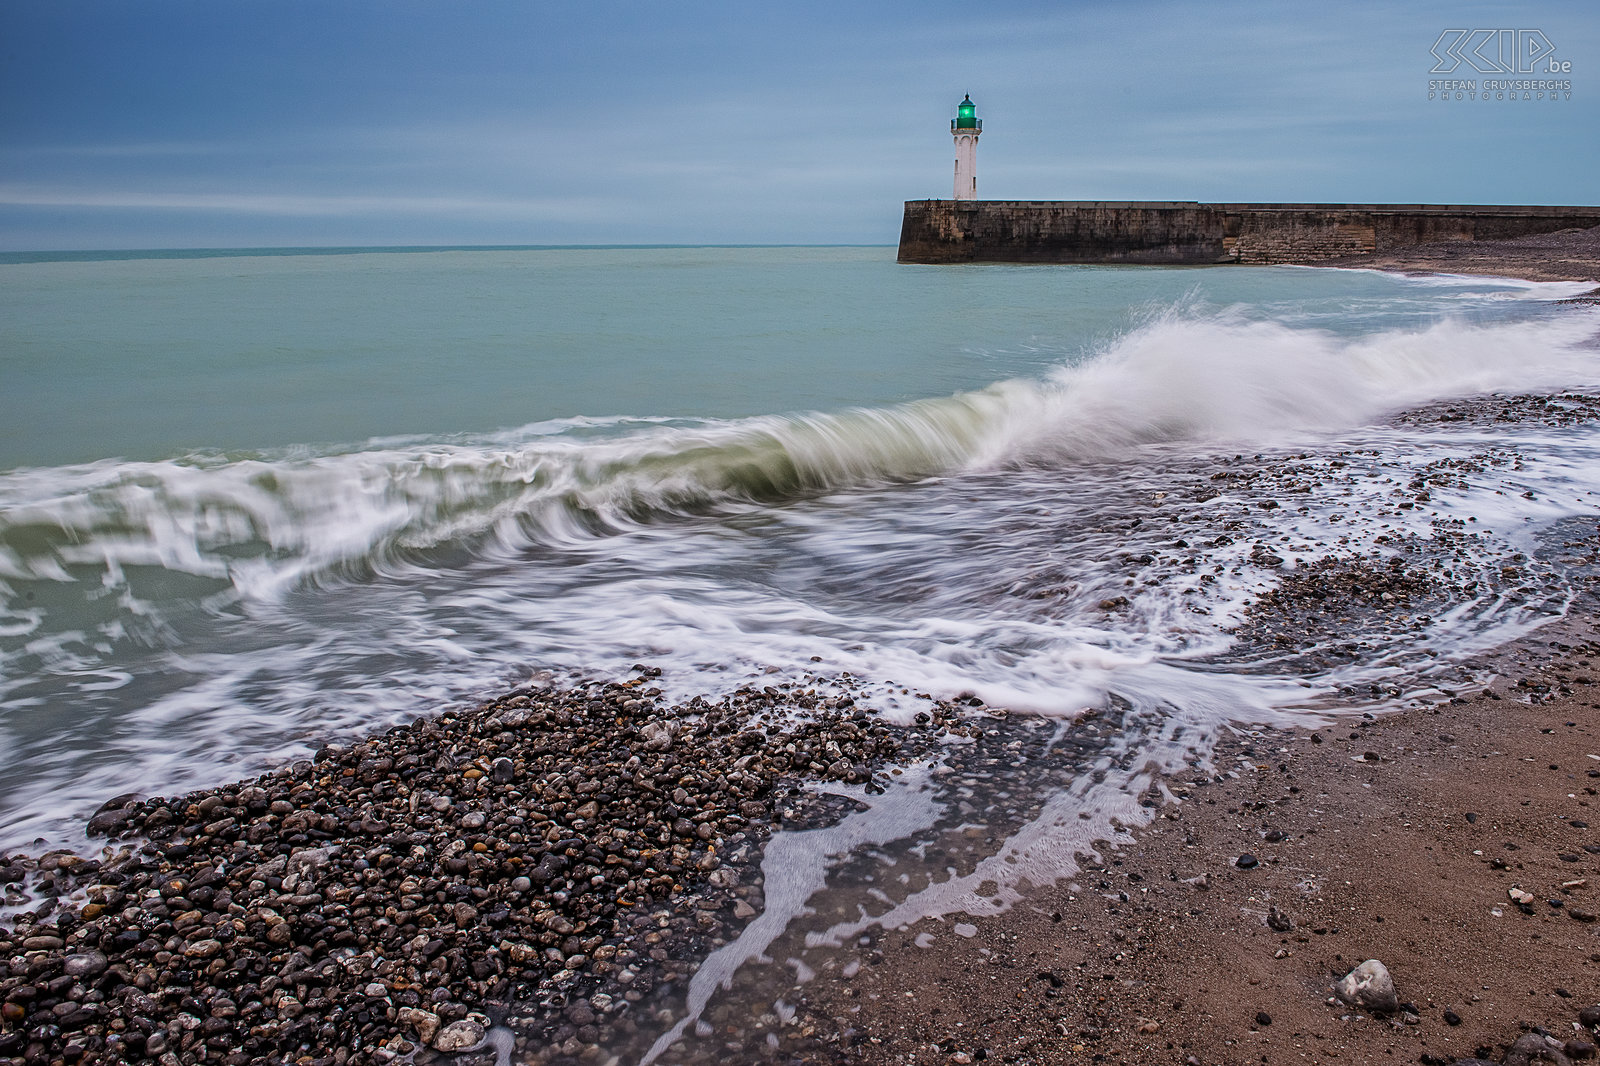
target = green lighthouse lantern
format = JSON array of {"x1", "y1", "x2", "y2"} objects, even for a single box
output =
[
  {"x1": 954, "y1": 94, "x2": 979, "y2": 130},
  {"x1": 950, "y1": 94, "x2": 982, "y2": 200}
]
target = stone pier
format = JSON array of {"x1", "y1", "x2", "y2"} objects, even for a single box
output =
[{"x1": 897, "y1": 201, "x2": 1600, "y2": 265}]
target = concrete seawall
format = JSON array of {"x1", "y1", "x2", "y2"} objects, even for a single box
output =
[{"x1": 897, "y1": 201, "x2": 1600, "y2": 265}]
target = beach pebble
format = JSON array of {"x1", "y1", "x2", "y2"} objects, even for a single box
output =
[
  {"x1": 398, "y1": 1007, "x2": 441, "y2": 1044},
  {"x1": 85, "y1": 805, "x2": 140, "y2": 837},
  {"x1": 432, "y1": 1019, "x2": 485, "y2": 1052},
  {"x1": 183, "y1": 938, "x2": 223, "y2": 958},
  {"x1": 1334, "y1": 959, "x2": 1398, "y2": 1013},
  {"x1": 1503, "y1": 1032, "x2": 1573, "y2": 1066},
  {"x1": 1236, "y1": 853, "x2": 1259, "y2": 870},
  {"x1": 61, "y1": 952, "x2": 107, "y2": 978},
  {"x1": 641, "y1": 720, "x2": 675, "y2": 751}
]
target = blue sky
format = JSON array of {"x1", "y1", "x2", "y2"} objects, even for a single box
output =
[{"x1": 1, "y1": 0, "x2": 1595, "y2": 249}]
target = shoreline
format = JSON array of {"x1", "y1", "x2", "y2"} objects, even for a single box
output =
[
  {"x1": 781, "y1": 394, "x2": 1600, "y2": 1064},
  {"x1": 4, "y1": 274, "x2": 1600, "y2": 1065},
  {"x1": 797, "y1": 611, "x2": 1600, "y2": 1066}
]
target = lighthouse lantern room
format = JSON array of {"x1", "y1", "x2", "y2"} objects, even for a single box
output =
[{"x1": 951, "y1": 94, "x2": 981, "y2": 201}]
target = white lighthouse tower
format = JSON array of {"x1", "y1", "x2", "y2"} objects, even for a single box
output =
[{"x1": 951, "y1": 94, "x2": 981, "y2": 201}]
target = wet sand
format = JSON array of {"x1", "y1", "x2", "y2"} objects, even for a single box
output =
[{"x1": 797, "y1": 613, "x2": 1600, "y2": 1066}]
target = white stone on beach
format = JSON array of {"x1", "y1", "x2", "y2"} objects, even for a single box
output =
[
  {"x1": 1333, "y1": 959, "x2": 1398, "y2": 1013},
  {"x1": 397, "y1": 1007, "x2": 440, "y2": 1044},
  {"x1": 641, "y1": 720, "x2": 676, "y2": 751}
]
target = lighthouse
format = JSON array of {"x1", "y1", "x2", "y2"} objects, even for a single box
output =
[{"x1": 951, "y1": 94, "x2": 981, "y2": 201}]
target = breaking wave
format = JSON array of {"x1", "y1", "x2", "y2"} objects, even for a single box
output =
[{"x1": 2, "y1": 306, "x2": 1595, "y2": 600}]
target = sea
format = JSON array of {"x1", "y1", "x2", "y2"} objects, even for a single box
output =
[{"x1": 2, "y1": 244, "x2": 1599, "y2": 859}]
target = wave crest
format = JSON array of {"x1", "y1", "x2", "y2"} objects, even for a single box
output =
[{"x1": 1, "y1": 306, "x2": 1594, "y2": 597}]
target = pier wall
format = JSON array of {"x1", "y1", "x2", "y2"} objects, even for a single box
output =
[{"x1": 896, "y1": 201, "x2": 1600, "y2": 265}]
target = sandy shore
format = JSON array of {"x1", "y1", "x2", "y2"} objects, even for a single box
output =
[{"x1": 796, "y1": 615, "x2": 1600, "y2": 1066}]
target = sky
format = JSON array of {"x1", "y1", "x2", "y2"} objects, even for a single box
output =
[{"x1": 1, "y1": 0, "x2": 1596, "y2": 249}]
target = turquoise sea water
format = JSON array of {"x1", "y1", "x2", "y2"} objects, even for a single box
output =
[
  {"x1": 3, "y1": 245, "x2": 1559, "y2": 468},
  {"x1": 1, "y1": 245, "x2": 1599, "y2": 851},
  {"x1": 5, "y1": 245, "x2": 1114, "y2": 467}
]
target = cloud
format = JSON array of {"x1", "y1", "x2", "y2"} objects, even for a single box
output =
[{"x1": 0, "y1": 186, "x2": 613, "y2": 221}]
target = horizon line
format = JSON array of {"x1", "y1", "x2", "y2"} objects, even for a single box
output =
[{"x1": 0, "y1": 242, "x2": 898, "y2": 263}]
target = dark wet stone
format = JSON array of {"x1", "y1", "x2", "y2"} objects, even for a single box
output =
[
  {"x1": 1236, "y1": 853, "x2": 1259, "y2": 870},
  {"x1": 61, "y1": 952, "x2": 107, "y2": 978}
]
